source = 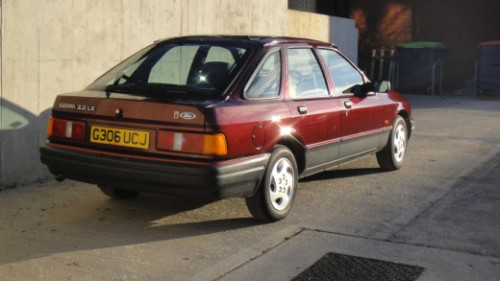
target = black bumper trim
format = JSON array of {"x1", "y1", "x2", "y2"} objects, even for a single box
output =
[{"x1": 40, "y1": 144, "x2": 269, "y2": 199}]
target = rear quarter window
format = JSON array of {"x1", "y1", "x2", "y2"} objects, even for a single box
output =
[{"x1": 245, "y1": 51, "x2": 281, "y2": 99}]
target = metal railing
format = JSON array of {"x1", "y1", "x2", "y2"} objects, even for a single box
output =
[
  {"x1": 369, "y1": 49, "x2": 398, "y2": 88},
  {"x1": 369, "y1": 49, "x2": 444, "y2": 95}
]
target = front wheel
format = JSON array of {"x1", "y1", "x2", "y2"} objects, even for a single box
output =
[
  {"x1": 246, "y1": 146, "x2": 298, "y2": 222},
  {"x1": 377, "y1": 115, "x2": 408, "y2": 170}
]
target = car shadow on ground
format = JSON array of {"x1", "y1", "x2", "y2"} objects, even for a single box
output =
[
  {"x1": 0, "y1": 183, "x2": 262, "y2": 265},
  {"x1": 2, "y1": 161, "x2": 384, "y2": 265},
  {"x1": 97, "y1": 193, "x2": 261, "y2": 233}
]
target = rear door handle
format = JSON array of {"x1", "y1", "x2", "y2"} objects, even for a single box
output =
[
  {"x1": 344, "y1": 101, "x2": 353, "y2": 109},
  {"x1": 297, "y1": 106, "x2": 308, "y2": 114}
]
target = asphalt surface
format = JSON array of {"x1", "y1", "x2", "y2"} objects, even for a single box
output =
[{"x1": 0, "y1": 94, "x2": 499, "y2": 280}]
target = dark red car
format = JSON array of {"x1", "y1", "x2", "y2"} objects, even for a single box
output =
[{"x1": 40, "y1": 36, "x2": 413, "y2": 221}]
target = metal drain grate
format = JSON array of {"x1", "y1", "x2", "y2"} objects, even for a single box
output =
[{"x1": 292, "y1": 252, "x2": 424, "y2": 281}]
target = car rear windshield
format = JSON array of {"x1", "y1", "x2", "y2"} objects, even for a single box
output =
[{"x1": 87, "y1": 42, "x2": 252, "y2": 97}]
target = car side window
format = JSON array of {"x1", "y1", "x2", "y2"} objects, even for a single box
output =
[
  {"x1": 318, "y1": 49, "x2": 364, "y2": 94},
  {"x1": 287, "y1": 48, "x2": 329, "y2": 99},
  {"x1": 245, "y1": 51, "x2": 281, "y2": 99}
]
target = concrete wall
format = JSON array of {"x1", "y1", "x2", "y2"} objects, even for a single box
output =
[
  {"x1": 288, "y1": 10, "x2": 358, "y2": 63},
  {"x1": 0, "y1": 0, "x2": 357, "y2": 190}
]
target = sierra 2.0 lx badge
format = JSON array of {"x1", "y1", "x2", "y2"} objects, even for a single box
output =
[{"x1": 58, "y1": 103, "x2": 96, "y2": 112}]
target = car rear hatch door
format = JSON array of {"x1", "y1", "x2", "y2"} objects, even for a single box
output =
[{"x1": 49, "y1": 90, "x2": 214, "y2": 158}]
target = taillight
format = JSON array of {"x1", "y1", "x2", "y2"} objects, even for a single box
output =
[
  {"x1": 157, "y1": 131, "x2": 227, "y2": 156},
  {"x1": 47, "y1": 117, "x2": 86, "y2": 140}
]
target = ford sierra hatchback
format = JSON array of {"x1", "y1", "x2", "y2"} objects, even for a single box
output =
[{"x1": 40, "y1": 36, "x2": 413, "y2": 222}]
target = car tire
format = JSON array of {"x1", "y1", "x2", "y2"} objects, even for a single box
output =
[
  {"x1": 98, "y1": 186, "x2": 139, "y2": 199},
  {"x1": 246, "y1": 145, "x2": 298, "y2": 222},
  {"x1": 377, "y1": 115, "x2": 408, "y2": 170}
]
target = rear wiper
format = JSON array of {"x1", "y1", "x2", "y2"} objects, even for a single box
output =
[
  {"x1": 105, "y1": 74, "x2": 147, "y2": 98},
  {"x1": 148, "y1": 83, "x2": 213, "y2": 95},
  {"x1": 117, "y1": 74, "x2": 145, "y2": 86},
  {"x1": 104, "y1": 83, "x2": 215, "y2": 99}
]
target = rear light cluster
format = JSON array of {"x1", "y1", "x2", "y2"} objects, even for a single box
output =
[
  {"x1": 47, "y1": 117, "x2": 86, "y2": 140},
  {"x1": 157, "y1": 130, "x2": 227, "y2": 156},
  {"x1": 47, "y1": 117, "x2": 227, "y2": 156}
]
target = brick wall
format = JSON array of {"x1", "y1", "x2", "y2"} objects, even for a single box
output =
[{"x1": 351, "y1": 0, "x2": 500, "y2": 90}]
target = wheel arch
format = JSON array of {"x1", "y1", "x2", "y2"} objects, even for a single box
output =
[
  {"x1": 397, "y1": 110, "x2": 412, "y2": 138},
  {"x1": 275, "y1": 135, "x2": 307, "y2": 175}
]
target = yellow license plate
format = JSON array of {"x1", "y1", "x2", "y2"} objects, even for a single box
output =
[{"x1": 90, "y1": 125, "x2": 150, "y2": 149}]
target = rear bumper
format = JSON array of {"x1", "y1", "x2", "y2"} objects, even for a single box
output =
[{"x1": 40, "y1": 143, "x2": 269, "y2": 199}]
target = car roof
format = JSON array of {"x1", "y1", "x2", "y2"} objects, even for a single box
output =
[{"x1": 155, "y1": 35, "x2": 337, "y2": 49}]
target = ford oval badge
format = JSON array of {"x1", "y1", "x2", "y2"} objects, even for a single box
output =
[{"x1": 180, "y1": 112, "x2": 196, "y2": 120}]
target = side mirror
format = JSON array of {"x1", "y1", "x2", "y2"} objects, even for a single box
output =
[
  {"x1": 374, "y1": 80, "x2": 391, "y2": 93},
  {"x1": 352, "y1": 83, "x2": 374, "y2": 96},
  {"x1": 352, "y1": 81, "x2": 391, "y2": 96}
]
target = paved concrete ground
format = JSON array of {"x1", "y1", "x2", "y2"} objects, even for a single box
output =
[
  {"x1": 200, "y1": 148, "x2": 500, "y2": 281},
  {"x1": 0, "y1": 94, "x2": 499, "y2": 281}
]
